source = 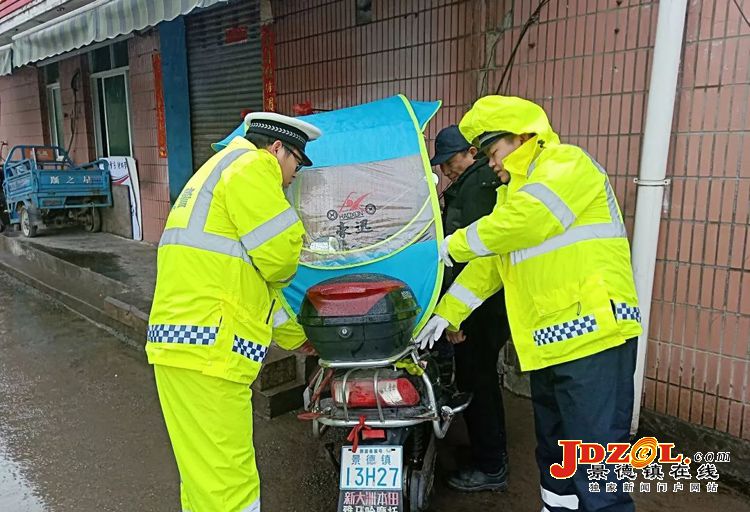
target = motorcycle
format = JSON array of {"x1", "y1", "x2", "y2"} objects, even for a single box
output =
[{"x1": 297, "y1": 273, "x2": 471, "y2": 512}]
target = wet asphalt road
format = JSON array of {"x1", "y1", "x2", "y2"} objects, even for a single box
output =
[
  {"x1": 0, "y1": 270, "x2": 178, "y2": 511},
  {"x1": 0, "y1": 269, "x2": 749, "y2": 511}
]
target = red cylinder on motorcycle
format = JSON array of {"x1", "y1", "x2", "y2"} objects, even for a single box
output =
[{"x1": 331, "y1": 369, "x2": 421, "y2": 408}]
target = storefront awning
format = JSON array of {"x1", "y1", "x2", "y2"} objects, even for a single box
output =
[
  {"x1": 12, "y1": 0, "x2": 228, "y2": 68},
  {"x1": 0, "y1": 44, "x2": 11, "y2": 76}
]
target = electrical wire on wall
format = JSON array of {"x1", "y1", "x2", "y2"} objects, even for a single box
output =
[
  {"x1": 66, "y1": 70, "x2": 80, "y2": 155},
  {"x1": 732, "y1": 0, "x2": 750, "y2": 28},
  {"x1": 477, "y1": 13, "x2": 510, "y2": 98},
  {"x1": 494, "y1": 0, "x2": 550, "y2": 95},
  {"x1": 490, "y1": 0, "x2": 749, "y2": 96}
]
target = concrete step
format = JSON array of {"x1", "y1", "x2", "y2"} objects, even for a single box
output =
[
  {"x1": 252, "y1": 377, "x2": 307, "y2": 419},
  {"x1": 103, "y1": 296, "x2": 149, "y2": 337},
  {"x1": 0, "y1": 236, "x2": 144, "y2": 345},
  {"x1": 256, "y1": 346, "x2": 299, "y2": 391}
]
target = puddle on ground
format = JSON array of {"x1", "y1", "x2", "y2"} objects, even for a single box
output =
[
  {"x1": 29, "y1": 245, "x2": 129, "y2": 281},
  {"x1": 0, "y1": 437, "x2": 46, "y2": 512}
]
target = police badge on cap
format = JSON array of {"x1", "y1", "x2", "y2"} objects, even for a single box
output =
[{"x1": 244, "y1": 112, "x2": 322, "y2": 167}]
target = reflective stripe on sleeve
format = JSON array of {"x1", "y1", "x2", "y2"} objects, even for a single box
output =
[
  {"x1": 465, "y1": 221, "x2": 494, "y2": 257},
  {"x1": 240, "y1": 207, "x2": 300, "y2": 252},
  {"x1": 447, "y1": 283, "x2": 484, "y2": 310}
]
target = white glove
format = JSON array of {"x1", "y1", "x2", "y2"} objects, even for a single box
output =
[
  {"x1": 415, "y1": 315, "x2": 450, "y2": 350},
  {"x1": 439, "y1": 235, "x2": 454, "y2": 267}
]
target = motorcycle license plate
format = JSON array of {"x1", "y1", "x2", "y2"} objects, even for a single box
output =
[{"x1": 340, "y1": 445, "x2": 403, "y2": 490}]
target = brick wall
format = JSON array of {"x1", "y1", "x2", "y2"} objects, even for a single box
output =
[
  {"x1": 0, "y1": 67, "x2": 45, "y2": 152},
  {"x1": 269, "y1": 0, "x2": 750, "y2": 440},
  {"x1": 128, "y1": 30, "x2": 170, "y2": 243},
  {"x1": 645, "y1": 0, "x2": 750, "y2": 440},
  {"x1": 0, "y1": 0, "x2": 35, "y2": 20},
  {"x1": 0, "y1": 55, "x2": 98, "y2": 163},
  {"x1": 469, "y1": 0, "x2": 750, "y2": 441},
  {"x1": 482, "y1": 0, "x2": 658, "y2": 236},
  {"x1": 271, "y1": 0, "x2": 484, "y2": 144}
]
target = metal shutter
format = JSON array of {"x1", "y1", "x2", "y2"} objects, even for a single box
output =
[{"x1": 186, "y1": 0, "x2": 262, "y2": 168}]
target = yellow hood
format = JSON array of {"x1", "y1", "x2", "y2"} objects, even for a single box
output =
[{"x1": 458, "y1": 95, "x2": 560, "y2": 148}]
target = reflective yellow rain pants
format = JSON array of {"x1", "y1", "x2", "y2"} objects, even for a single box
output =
[{"x1": 154, "y1": 364, "x2": 261, "y2": 512}]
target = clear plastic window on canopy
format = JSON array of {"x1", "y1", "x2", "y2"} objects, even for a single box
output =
[{"x1": 286, "y1": 154, "x2": 437, "y2": 268}]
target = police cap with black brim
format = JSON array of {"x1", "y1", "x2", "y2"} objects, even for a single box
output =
[
  {"x1": 471, "y1": 130, "x2": 513, "y2": 160},
  {"x1": 474, "y1": 130, "x2": 513, "y2": 151},
  {"x1": 244, "y1": 112, "x2": 322, "y2": 167}
]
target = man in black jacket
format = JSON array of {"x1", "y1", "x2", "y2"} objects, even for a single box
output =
[{"x1": 431, "y1": 125, "x2": 511, "y2": 492}]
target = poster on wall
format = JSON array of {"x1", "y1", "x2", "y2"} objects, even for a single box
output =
[{"x1": 104, "y1": 157, "x2": 143, "y2": 241}]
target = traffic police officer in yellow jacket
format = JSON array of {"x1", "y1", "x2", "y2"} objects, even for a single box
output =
[
  {"x1": 416, "y1": 96, "x2": 641, "y2": 512},
  {"x1": 147, "y1": 112, "x2": 321, "y2": 512}
]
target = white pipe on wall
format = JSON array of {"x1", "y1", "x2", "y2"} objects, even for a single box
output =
[{"x1": 630, "y1": 0, "x2": 689, "y2": 436}]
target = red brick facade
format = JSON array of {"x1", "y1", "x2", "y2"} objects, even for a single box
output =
[
  {"x1": 269, "y1": 0, "x2": 750, "y2": 440},
  {"x1": 128, "y1": 31, "x2": 170, "y2": 243},
  {"x1": 271, "y1": 0, "x2": 483, "y2": 142},
  {"x1": 646, "y1": 0, "x2": 750, "y2": 438},
  {"x1": 0, "y1": 66, "x2": 44, "y2": 151},
  {"x1": 0, "y1": 0, "x2": 35, "y2": 19}
]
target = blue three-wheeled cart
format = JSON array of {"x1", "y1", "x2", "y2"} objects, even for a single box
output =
[{"x1": 2, "y1": 145, "x2": 112, "y2": 237}]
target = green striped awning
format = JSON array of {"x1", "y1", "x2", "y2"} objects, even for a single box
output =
[
  {"x1": 12, "y1": 0, "x2": 228, "y2": 68},
  {"x1": 0, "y1": 44, "x2": 11, "y2": 76}
]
